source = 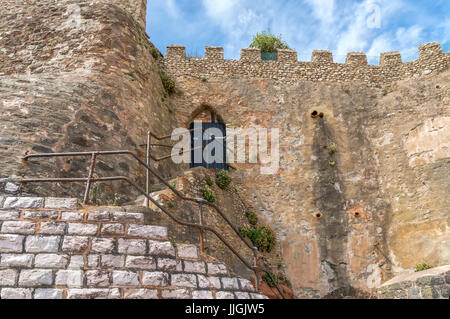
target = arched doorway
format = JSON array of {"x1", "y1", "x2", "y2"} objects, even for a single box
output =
[{"x1": 189, "y1": 108, "x2": 228, "y2": 171}]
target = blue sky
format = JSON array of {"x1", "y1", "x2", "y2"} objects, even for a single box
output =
[{"x1": 147, "y1": 0, "x2": 450, "y2": 64}]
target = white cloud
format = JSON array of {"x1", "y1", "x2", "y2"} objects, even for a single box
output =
[{"x1": 304, "y1": 0, "x2": 335, "y2": 25}]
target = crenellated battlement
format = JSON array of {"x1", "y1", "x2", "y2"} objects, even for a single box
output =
[{"x1": 162, "y1": 42, "x2": 449, "y2": 86}]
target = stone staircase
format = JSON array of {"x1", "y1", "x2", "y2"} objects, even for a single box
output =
[{"x1": 0, "y1": 196, "x2": 268, "y2": 299}]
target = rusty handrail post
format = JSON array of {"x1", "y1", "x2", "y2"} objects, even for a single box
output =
[
  {"x1": 253, "y1": 247, "x2": 259, "y2": 291},
  {"x1": 199, "y1": 203, "x2": 205, "y2": 253},
  {"x1": 83, "y1": 152, "x2": 97, "y2": 204},
  {"x1": 145, "y1": 130, "x2": 151, "y2": 208}
]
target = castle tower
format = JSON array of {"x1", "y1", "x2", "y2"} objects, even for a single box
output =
[{"x1": 110, "y1": 0, "x2": 147, "y2": 29}]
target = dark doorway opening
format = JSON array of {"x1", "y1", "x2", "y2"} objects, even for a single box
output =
[{"x1": 189, "y1": 111, "x2": 228, "y2": 171}]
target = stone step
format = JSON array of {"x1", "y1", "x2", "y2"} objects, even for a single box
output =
[{"x1": 0, "y1": 197, "x2": 269, "y2": 299}]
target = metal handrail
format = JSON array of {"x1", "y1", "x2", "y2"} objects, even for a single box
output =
[{"x1": 22, "y1": 149, "x2": 286, "y2": 299}]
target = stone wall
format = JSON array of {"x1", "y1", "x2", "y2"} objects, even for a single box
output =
[
  {"x1": 164, "y1": 63, "x2": 450, "y2": 298},
  {"x1": 378, "y1": 265, "x2": 450, "y2": 299},
  {"x1": 0, "y1": 0, "x2": 178, "y2": 202},
  {"x1": 0, "y1": 196, "x2": 267, "y2": 299},
  {"x1": 161, "y1": 42, "x2": 449, "y2": 87}
]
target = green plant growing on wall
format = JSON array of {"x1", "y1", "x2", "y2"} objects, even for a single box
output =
[
  {"x1": 202, "y1": 188, "x2": 216, "y2": 203},
  {"x1": 262, "y1": 272, "x2": 279, "y2": 288},
  {"x1": 160, "y1": 71, "x2": 176, "y2": 95},
  {"x1": 245, "y1": 211, "x2": 258, "y2": 226},
  {"x1": 415, "y1": 263, "x2": 433, "y2": 272},
  {"x1": 205, "y1": 176, "x2": 213, "y2": 187},
  {"x1": 327, "y1": 143, "x2": 337, "y2": 156},
  {"x1": 241, "y1": 226, "x2": 276, "y2": 253},
  {"x1": 329, "y1": 161, "x2": 336, "y2": 167},
  {"x1": 250, "y1": 28, "x2": 290, "y2": 53},
  {"x1": 215, "y1": 169, "x2": 232, "y2": 189},
  {"x1": 167, "y1": 201, "x2": 175, "y2": 208},
  {"x1": 150, "y1": 47, "x2": 159, "y2": 59},
  {"x1": 201, "y1": 77, "x2": 208, "y2": 82},
  {"x1": 88, "y1": 183, "x2": 102, "y2": 206}
]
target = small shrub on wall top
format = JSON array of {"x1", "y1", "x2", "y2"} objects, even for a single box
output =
[
  {"x1": 250, "y1": 28, "x2": 290, "y2": 53},
  {"x1": 262, "y1": 272, "x2": 279, "y2": 288},
  {"x1": 215, "y1": 169, "x2": 232, "y2": 189}
]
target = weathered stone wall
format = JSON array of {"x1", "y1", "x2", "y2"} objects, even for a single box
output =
[
  {"x1": 162, "y1": 42, "x2": 449, "y2": 87},
  {"x1": 0, "y1": 0, "x2": 178, "y2": 202},
  {"x1": 0, "y1": 196, "x2": 267, "y2": 299},
  {"x1": 378, "y1": 265, "x2": 450, "y2": 299},
  {"x1": 163, "y1": 64, "x2": 450, "y2": 298}
]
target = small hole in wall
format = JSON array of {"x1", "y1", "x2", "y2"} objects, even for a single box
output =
[
  {"x1": 319, "y1": 112, "x2": 324, "y2": 118},
  {"x1": 311, "y1": 111, "x2": 318, "y2": 118},
  {"x1": 436, "y1": 85, "x2": 440, "y2": 89},
  {"x1": 315, "y1": 212, "x2": 323, "y2": 219},
  {"x1": 354, "y1": 212, "x2": 360, "y2": 218}
]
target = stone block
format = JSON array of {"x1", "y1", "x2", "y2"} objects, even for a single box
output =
[
  {"x1": 61, "y1": 236, "x2": 89, "y2": 253},
  {"x1": 171, "y1": 274, "x2": 197, "y2": 288},
  {"x1": 142, "y1": 271, "x2": 169, "y2": 287},
  {"x1": 235, "y1": 292, "x2": 251, "y2": 299},
  {"x1": 3, "y1": 197, "x2": 43, "y2": 209},
  {"x1": 87, "y1": 255, "x2": 99, "y2": 267},
  {"x1": 207, "y1": 263, "x2": 228, "y2": 275},
  {"x1": 0, "y1": 254, "x2": 33, "y2": 267},
  {"x1": 44, "y1": 198, "x2": 78, "y2": 210},
  {"x1": 67, "y1": 223, "x2": 98, "y2": 236},
  {"x1": 23, "y1": 210, "x2": 58, "y2": 220},
  {"x1": 100, "y1": 223, "x2": 125, "y2": 236},
  {"x1": 125, "y1": 256, "x2": 156, "y2": 270},
  {"x1": 39, "y1": 222, "x2": 67, "y2": 235},
  {"x1": 61, "y1": 212, "x2": 84, "y2": 221},
  {"x1": 68, "y1": 255, "x2": 85, "y2": 269},
  {"x1": 221, "y1": 277, "x2": 239, "y2": 290},
  {"x1": 0, "y1": 211, "x2": 20, "y2": 221},
  {"x1": 250, "y1": 293, "x2": 269, "y2": 299},
  {"x1": 112, "y1": 212, "x2": 144, "y2": 223},
  {"x1": 193, "y1": 290, "x2": 214, "y2": 299},
  {"x1": 123, "y1": 288, "x2": 158, "y2": 299},
  {"x1": 112, "y1": 271, "x2": 139, "y2": 286},
  {"x1": 148, "y1": 240, "x2": 175, "y2": 256},
  {"x1": 101, "y1": 255, "x2": 125, "y2": 268},
  {"x1": 0, "y1": 234, "x2": 24, "y2": 253},
  {"x1": 1, "y1": 221, "x2": 36, "y2": 235},
  {"x1": 55, "y1": 270, "x2": 84, "y2": 288},
  {"x1": 19, "y1": 269, "x2": 53, "y2": 287},
  {"x1": 183, "y1": 261, "x2": 206, "y2": 273},
  {"x1": 161, "y1": 289, "x2": 191, "y2": 299},
  {"x1": 198, "y1": 275, "x2": 221, "y2": 289},
  {"x1": 215, "y1": 291, "x2": 235, "y2": 299},
  {"x1": 86, "y1": 270, "x2": 110, "y2": 287},
  {"x1": 157, "y1": 258, "x2": 177, "y2": 271},
  {"x1": 117, "y1": 238, "x2": 146, "y2": 255},
  {"x1": 87, "y1": 211, "x2": 111, "y2": 222},
  {"x1": 25, "y1": 235, "x2": 60, "y2": 253},
  {"x1": 34, "y1": 288, "x2": 64, "y2": 299},
  {"x1": 1, "y1": 288, "x2": 33, "y2": 299},
  {"x1": 239, "y1": 278, "x2": 255, "y2": 291},
  {"x1": 91, "y1": 238, "x2": 116, "y2": 254},
  {"x1": 0, "y1": 269, "x2": 18, "y2": 286},
  {"x1": 176, "y1": 244, "x2": 198, "y2": 259},
  {"x1": 66, "y1": 288, "x2": 120, "y2": 299},
  {"x1": 127, "y1": 224, "x2": 168, "y2": 240},
  {"x1": 34, "y1": 254, "x2": 69, "y2": 268}
]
